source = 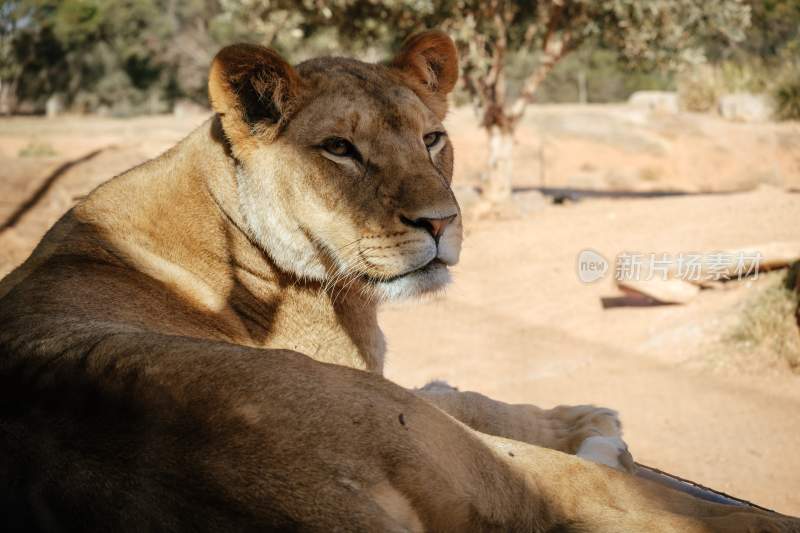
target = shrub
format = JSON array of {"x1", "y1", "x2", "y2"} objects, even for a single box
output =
[
  {"x1": 725, "y1": 266, "x2": 800, "y2": 372},
  {"x1": 677, "y1": 65, "x2": 721, "y2": 112},
  {"x1": 773, "y1": 71, "x2": 800, "y2": 120},
  {"x1": 717, "y1": 61, "x2": 772, "y2": 94}
]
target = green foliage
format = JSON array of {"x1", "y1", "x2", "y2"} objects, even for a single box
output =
[
  {"x1": 710, "y1": 0, "x2": 800, "y2": 65},
  {"x1": 590, "y1": 0, "x2": 750, "y2": 70},
  {"x1": 773, "y1": 70, "x2": 800, "y2": 121},
  {"x1": 532, "y1": 48, "x2": 674, "y2": 104},
  {"x1": 3, "y1": 0, "x2": 178, "y2": 114}
]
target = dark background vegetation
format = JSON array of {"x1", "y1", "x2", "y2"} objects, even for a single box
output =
[{"x1": 1, "y1": 0, "x2": 798, "y2": 117}]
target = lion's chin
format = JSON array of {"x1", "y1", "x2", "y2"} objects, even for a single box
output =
[{"x1": 369, "y1": 260, "x2": 451, "y2": 302}]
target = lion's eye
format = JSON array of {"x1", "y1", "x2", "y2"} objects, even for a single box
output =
[
  {"x1": 423, "y1": 131, "x2": 445, "y2": 149},
  {"x1": 321, "y1": 137, "x2": 359, "y2": 160}
]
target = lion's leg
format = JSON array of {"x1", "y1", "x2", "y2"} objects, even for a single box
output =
[
  {"x1": 476, "y1": 432, "x2": 800, "y2": 533},
  {"x1": 414, "y1": 381, "x2": 634, "y2": 471}
]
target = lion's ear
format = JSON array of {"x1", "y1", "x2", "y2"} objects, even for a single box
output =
[
  {"x1": 390, "y1": 30, "x2": 459, "y2": 119},
  {"x1": 208, "y1": 44, "x2": 301, "y2": 145}
]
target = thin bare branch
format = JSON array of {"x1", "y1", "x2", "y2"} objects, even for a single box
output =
[{"x1": 508, "y1": 35, "x2": 575, "y2": 123}]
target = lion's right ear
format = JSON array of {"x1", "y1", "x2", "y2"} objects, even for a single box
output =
[
  {"x1": 390, "y1": 30, "x2": 458, "y2": 120},
  {"x1": 208, "y1": 44, "x2": 301, "y2": 146}
]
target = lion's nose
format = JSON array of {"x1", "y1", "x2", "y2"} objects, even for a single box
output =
[{"x1": 400, "y1": 213, "x2": 457, "y2": 242}]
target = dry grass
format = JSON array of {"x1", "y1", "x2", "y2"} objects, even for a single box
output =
[
  {"x1": 724, "y1": 265, "x2": 800, "y2": 372},
  {"x1": 18, "y1": 139, "x2": 57, "y2": 158},
  {"x1": 637, "y1": 165, "x2": 662, "y2": 182}
]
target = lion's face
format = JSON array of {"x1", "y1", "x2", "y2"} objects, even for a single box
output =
[{"x1": 210, "y1": 33, "x2": 462, "y2": 300}]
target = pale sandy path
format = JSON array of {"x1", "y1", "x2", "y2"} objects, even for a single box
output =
[{"x1": 382, "y1": 187, "x2": 800, "y2": 515}]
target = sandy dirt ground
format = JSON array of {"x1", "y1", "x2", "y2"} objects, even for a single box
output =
[
  {"x1": 382, "y1": 186, "x2": 800, "y2": 514},
  {"x1": 1, "y1": 106, "x2": 799, "y2": 514}
]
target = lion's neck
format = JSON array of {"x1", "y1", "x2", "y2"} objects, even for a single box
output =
[
  {"x1": 203, "y1": 212, "x2": 386, "y2": 372},
  {"x1": 86, "y1": 117, "x2": 385, "y2": 373}
]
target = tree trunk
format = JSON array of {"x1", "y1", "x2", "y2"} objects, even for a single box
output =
[
  {"x1": 483, "y1": 125, "x2": 514, "y2": 202},
  {"x1": 577, "y1": 70, "x2": 587, "y2": 104},
  {"x1": 479, "y1": 47, "x2": 567, "y2": 204},
  {"x1": 0, "y1": 80, "x2": 16, "y2": 116},
  {"x1": 478, "y1": 39, "x2": 572, "y2": 204}
]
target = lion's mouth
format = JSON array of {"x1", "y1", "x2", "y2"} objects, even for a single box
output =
[{"x1": 361, "y1": 258, "x2": 446, "y2": 285}]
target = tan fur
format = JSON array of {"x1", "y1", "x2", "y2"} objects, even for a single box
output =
[{"x1": 0, "y1": 31, "x2": 797, "y2": 532}]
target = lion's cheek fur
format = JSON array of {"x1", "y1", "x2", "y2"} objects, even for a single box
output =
[{"x1": 237, "y1": 148, "x2": 329, "y2": 281}]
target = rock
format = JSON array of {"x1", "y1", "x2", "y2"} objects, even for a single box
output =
[
  {"x1": 617, "y1": 278, "x2": 700, "y2": 304},
  {"x1": 723, "y1": 242, "x2": 800, "y2": 273},
  {"x1": 718, "y1": 93, "x2": 773, "y2": 123},
  {"x1": 628, "y1": 91, "x2": 680, "y2": 114},
  {"x1": 680, "y1": 241, "x2": 800, "y2": 286}
]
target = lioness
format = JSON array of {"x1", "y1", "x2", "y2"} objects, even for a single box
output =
[{"x1": 0, "y1": 30, "x2": 797, "y2": 532}]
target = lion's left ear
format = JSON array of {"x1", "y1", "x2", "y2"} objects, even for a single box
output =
[{"x1": 390, "y1": 30, "x2": 459, "y2": 119}]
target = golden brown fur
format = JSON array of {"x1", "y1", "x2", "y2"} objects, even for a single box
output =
[{"x1": 0, "y1": 31, "x2": 797, "y2": 532}]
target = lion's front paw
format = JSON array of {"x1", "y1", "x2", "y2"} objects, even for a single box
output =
[
  {"x1": 576, "y1": 435, "x2": 635, "y2": 473},
  {"x1": 549, "y1": 405, "x2": 635, "y2": 473}
]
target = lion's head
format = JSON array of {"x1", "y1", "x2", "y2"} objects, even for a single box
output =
[{"x1": 208, "y1": 31, "x2": 462, "y2": 301}]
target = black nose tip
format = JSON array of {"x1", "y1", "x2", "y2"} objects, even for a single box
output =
[{"x1": 400, "y1": 214, "x2": 457, "y2": 241}]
